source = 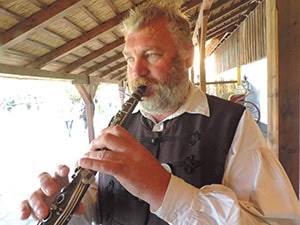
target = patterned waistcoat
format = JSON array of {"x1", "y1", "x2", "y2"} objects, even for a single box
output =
[{"x1": 98, "y1": 95, "x2": 245, "y2": 225}]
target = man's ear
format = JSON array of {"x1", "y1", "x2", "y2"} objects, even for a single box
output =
[{"x1": 184, "y1": 42, "x2": 195, "y2": 68}]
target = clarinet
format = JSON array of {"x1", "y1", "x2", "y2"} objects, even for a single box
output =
[{"x1": 37, "y1": 85, "x2": 147, "y2": 225}]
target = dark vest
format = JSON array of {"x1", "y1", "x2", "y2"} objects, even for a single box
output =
[{"x1": 98, "y1": 95, "x2": 245, "y2": 225}]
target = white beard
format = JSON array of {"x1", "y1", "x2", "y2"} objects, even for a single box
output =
[{"x1": 128, "y1": 55, "x2": 190, "y2": 114}]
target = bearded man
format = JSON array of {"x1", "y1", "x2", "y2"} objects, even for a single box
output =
[{"x1": 20, "y1": 1, "x2": 300, "y2": 225}]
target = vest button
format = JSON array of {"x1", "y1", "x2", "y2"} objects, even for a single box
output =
[
  {"x1": 151, "y1": 138, "x2": 159, "y2": 145},
  {"x1": 161, "y1": 163, "x2": 172, "y2": 173}
]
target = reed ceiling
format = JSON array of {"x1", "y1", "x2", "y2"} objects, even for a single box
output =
[{"x1": 0, "y1": 0, "x2": 263, "y2": 84}]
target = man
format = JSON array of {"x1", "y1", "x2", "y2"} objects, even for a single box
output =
[{"x1": 20, "y1": 1, "x2": 300, "y2": 225}]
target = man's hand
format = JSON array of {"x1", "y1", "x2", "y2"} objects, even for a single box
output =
[
  {"x1": 79, "y1": 125, "x2": 171, "y2": 210},
  {"x1": 19, "y1": 165, "x2": 79, "y2": 220}
]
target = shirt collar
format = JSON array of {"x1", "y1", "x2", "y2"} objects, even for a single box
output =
[{"x1": 176, "y1": 82, "x2": 210, "y2": 117}]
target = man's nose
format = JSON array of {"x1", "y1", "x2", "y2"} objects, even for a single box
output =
[{"x1": 131, "y1": 58, "x2": 148, "y2": 77}]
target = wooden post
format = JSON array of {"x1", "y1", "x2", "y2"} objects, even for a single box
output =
[
  {"x1": 118, "y1": 82, "x2": 126, "y2": 106},
  {"x1": 236, "y1": 66, "x2": 241, "y2": 86},
  {"x1": 75, "y1": 83, "x2": 98, "y2": 143},
  {"x1": 193, "y1": 0, "x2": 213, "y2": 92},
  {"x1": 266, "y1": 0, "x2": 300, "y2": 196}
]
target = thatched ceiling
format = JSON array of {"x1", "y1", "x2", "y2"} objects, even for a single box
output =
[{"x1": 0, "y1": 0, "x2": 262, "y2": 84}]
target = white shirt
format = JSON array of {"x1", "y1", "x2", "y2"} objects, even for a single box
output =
[{"x1": 71, "y1": 84, "x2": 300, "y2": 225}]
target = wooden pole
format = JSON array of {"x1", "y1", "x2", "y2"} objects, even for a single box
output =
[
  {"x1": 75, "y1": 83, "x2": 98, "y2": 143},
  {"x1": 236, "y1": 66, "x2": 241, "y2": 86},
  {"x1": 266, "y1": 0, "x2": 300, "y2": 196},
  {"x1": 193, "y1": 0, "x2": 213, "y2": 92}
]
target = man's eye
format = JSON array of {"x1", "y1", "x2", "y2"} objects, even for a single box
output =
[
  {"x1": 126, "y1": 57, "x2": 134, "y2": 64},
  {"x1": 146, "y1": 53, "x2": 160, "y2": 61}
]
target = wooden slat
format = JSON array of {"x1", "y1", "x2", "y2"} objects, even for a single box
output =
[
  {"x1": 208, "y1": 0, "x2": 251, "y2": 23},
  {"x1": 105, "y1": 0, "x2": 119, "y2": 16},
  {"x1": 110, "y1": 68, "x2": 127, "y2": 80},
  {"x1": 27, "y1": 0, "x2": 46, "y2": 9},
  {"x1": 0, "y1": 0, "x2": 84, "y2": 48},
  {"x1": 97, "y1": 61, "x2": 127, "y2": 78},
  {"x1": 26, "y1": 13, "x2": 125, "y2": 69},
  {"x1": 81, "y1": 5, "x2": 101, "y2": 23},
  {"x1": 0, "y1": 7, "x2": 23, "y2": 21},
  {"x1": 62, "y1": 16, "x2": 85, "y2": 34},
  {"x1": 207, "y1": 19, "x2": 240, "y2": 39},
  {"x1": 80, "y1": 52, "x2": 124, "y2": 76},
  {"x1": 61, "y1": 38, "x2": 124, "y2": 73}
]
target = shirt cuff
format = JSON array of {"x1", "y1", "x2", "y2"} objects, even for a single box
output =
[{"x1": 151, "y1": 175, "x2": 197, "y2": 224}]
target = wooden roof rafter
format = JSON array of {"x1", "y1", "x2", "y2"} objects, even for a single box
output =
[
  {"x1": 105, "y1": 0, "x2": 119, "y2": 16},
  {"x1": 0, "y1": 0, "x2": 261, "y2": 84},
  {"x1": 27, "y1": 0, "x2": 47, "y2": 9},
  {"x1": 97, "y1": 61, "x2": 127, "y2": 79},
  {"x1": 61, "y1": 38, "x2": 124, "y2": 73},
  {"x1": 0, "y1": 0, "x2": 86, "y2": 48},
  {"x1": 80, "y1": 52, "x2": 124, "y2": 76},
  {"x1": 26, "y1": 13, "x2": 125, "y2": 69},
  {"x1": 0, "y1": 6, "x2": 23, "y2": 21}
]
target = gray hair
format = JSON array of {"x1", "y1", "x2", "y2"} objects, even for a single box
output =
[{"x1": 122, "y1": 1, "x2": 192, "y2": 54}]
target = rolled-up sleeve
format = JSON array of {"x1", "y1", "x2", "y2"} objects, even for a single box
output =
[
  {"x1": 152, "y1": 110, "x2": 300, "y2": 225},
  {"x1": 153, "y1": 175, "x2": 242, "y2": 224}
]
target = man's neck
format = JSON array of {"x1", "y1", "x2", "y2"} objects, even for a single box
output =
[{"x1": 150, "y1": 108, "x2": 178, "y2": 123}]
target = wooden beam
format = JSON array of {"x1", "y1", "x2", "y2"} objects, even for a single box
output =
[
  {"x1": 26, "y1": 13, "x2": 125, "y2": 69},
  {"x1": 207, "y1": 19, "x2": 240, "y2": 39},
  {"x1": 97, "y1": 61, "x2": 127, "y2": 78},
  {"x1": 110, "y1": 68, "x2": 127, "y2": 80},
  {"x1": 277, "y1": 0, "x2": 300, "y2": 197},
  {"x1": 192, "y1": 0, "x2": 213, "y2": 45},
  {"x1": 0, "y1": 7, "x2": 23, "y2": 21},
  {"x1": 89, "y1": 76, "x2": 120, "y2": 84},
  {"x1": 0, "y1": 63, "x2": 88, "y2": 83},
  {"x1": 75, "y1": 83, "x2": 98, "y2": 142},
  {"x1": 208, "y1": 11, "x2": 247, "y2": 31},
  {"x1": 81, "y1": 52, "x2": 124, "y2": 76},
  {"x1": 182, "y1": 0, "x2": 203, "y2": 11},
  {"x1": 105, "y1": 0, "x2": 119, "y2": 15},
  {"x1": 208, "y1": 0, "x2": 251, "y2": 23},
  {"x1": 205, "y1": 0, "x2": 259, "y2": 41},
  {"x1": 81, "y1": 6, "x2": 101, "y2": 23},
  {"x1": 27, "y1": 0, "x2": 47, "y2": 9},
  {"x1": 206, "y1": 33, "x2": 230, "y2": 56},
  {"x1": 266, "y1": 0, "x2": 300, "y2": 196},
  {"x1": 199, "y1": 10, "x2": 210, "y2": 92},
  {"x1": 62, "y1": 16, "x2": 85, "y2": 34},
  {"x1": 42, "y1": 27, "x2": 69, "y2": 42},
  {"x1": 61, "y1": 38, "x2": 124, "y2": 73},
  {"x1": 0, "y1": 0, "x2": 84, "y2": 48},
  {"x1": 193, "y1": 0, "x2": 213, "y2": 92}
]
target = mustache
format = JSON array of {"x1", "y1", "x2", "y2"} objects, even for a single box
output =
[{"x1": 129, "y1": 77, "x2": 158, "y2": 90}]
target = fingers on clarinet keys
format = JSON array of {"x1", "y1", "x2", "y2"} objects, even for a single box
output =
[
  {"x1": 38, "y1": 189, "x2": 67, "y2": 224},
  {"x1": 37, "y1": 204, "x2": 55, "y2": 224},
  {"x1": 40, "y1": 209, "x2": 53, "y2": 223},
  {"x1": 72, "y1": 167, "x2": 95, "y2": 184},
  {"x1": 80, "y1": 169, "x2": 96, "y2": 184}
]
